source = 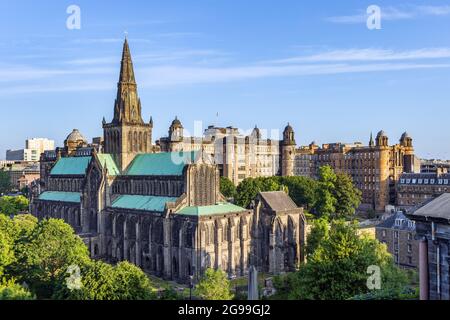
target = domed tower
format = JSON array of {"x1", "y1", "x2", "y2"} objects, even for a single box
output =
[
  {"x1": 400, "y1": 132, "x2": 413, "y2": 148},
  {"x1": 64, "y1": 129, "x2": 87, "y2": 155},
  {"x1": 281, "y1": 123, "x2": 296, "y2": 176},
  {"x1": 169, "y1": 116, "x2": 184, "y2": 142},
  {"x1": 102, "y1": 38, "x2": 153, "y2": 171},
  {"x1": 400, "y1": 132, "x2": 415, "y2": 173},
  {"x1": 251, "y1": 125, "x2": 262, "y2": 141},
  {"x1": 376, "y1": 130, "x2": 389, "y2": 147}
]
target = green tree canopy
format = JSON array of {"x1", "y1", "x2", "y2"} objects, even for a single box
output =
[
  {"x1": 54, "y1": 260, "x2": 156, "y2": 300},
  {"x1": 194, "y1": 268, "x2": 234, "y2": 300},
  {"x1": 305, "y1": 217, "x2": 329, "y2": 258},
  {"x1": 0, "y1": 196, "x2": 29, "y2": 216},
  {"x1": 274, "y1": 219, "x2": 408, "y2": 300},
  {"x1": 220, "y1": 177, "x2": 237, "y2": 199},
  {"x1": 0, "y1": 170, "x2": 12, "y2": 195},
  {"x1": 11, "y1": 218, "x2": 90, "y2": 298},
  {"x1": 0, "y1": 279, "x2": 35, "y2": 300},
  {"x1": 332, "y1": 173, "x2": 362, "y2": 218},
  {"x1": 312, "y1": 166, "x2": 361, "y2": 218}
]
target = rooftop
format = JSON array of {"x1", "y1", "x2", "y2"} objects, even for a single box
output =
[
  {"x1": 410, "y1": 193, "x2": 450, "y2": 221},
  {"x1": 38, "y1": 191, "x2": 81, "y2": 203},
  {"x1": 111, "y1": 195, "x2": 177, "y2": 212},
  {"x1": 50, "y1": 156, "x2": 91, "y2": 176},
  {"x1": 259, "y1": 191, "x2": 298, "y2": 211},
  {"x1": 126, "y1": 151, "x2": 198, "y2": 176},
  {"x1": 177, "y1": 203, "x2": 247, "y2": 216}
]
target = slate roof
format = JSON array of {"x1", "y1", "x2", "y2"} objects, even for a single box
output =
[
  {"x1": 38, "y1": 191, "x2": 81, "y2": 203},
  {"x1": 97, "y1": 154, "x2": 120, "y2": 176},
  {"x1": 111, "y1": 195, "x2": 177, "y2": 212},
  {"x1": 410, "y1": 193, "x2": 450, "y2": 220},
  {"x1": 50, "y1": 156, "x2": 91, "y2": 176},
  {"x1": 377, "y1": 211, "x2": 416, "y2": 231},
  {"x1": 126, "y1": 151, "x2": 198, "y2": 176},
  {"x1": 177, "y1": 203, "x2": 247, "y2": 216},
  {"x1": 259, "y1": 191, "x2": 298, "y2": 211}
]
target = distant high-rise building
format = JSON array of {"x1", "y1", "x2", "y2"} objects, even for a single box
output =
[{"x1": 6, "y1": 138, "x2": 55, "y2": 162}]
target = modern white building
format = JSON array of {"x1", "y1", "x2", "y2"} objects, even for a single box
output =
[{"x1": 6, "y1": 138, "x2": 55, "y2": 162}]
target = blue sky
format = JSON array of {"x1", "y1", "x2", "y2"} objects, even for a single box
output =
[{"x1": 1, "y1": 0, "x2": 450, "y2": 159}]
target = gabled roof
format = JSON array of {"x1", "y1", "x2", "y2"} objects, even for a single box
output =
[
  {"x1": 377, "y1": 212, "x2": 415, "y2": 231},
  {"x1": 410, "y1": 193, "x2": 450, "y2": 220},
  {"x1": 111, "y1": 195, "x2": 177, "y2": 212},
  {"x1": 177, "y1": 203, "x2": 247, "y2": 216},
  {"x1": 259, "y1": 191, "x2": 298, "y2": 211},
  {"x1": 38, "y1": 191, "x2": 81, "y2": 203},
  {"x1": 126, "y1": 151, "x2": 198, "y2": 176},
  {"x1": 50, "y1": 157, "x2": 91, "y2": 176},
  {"x1": 97, "y1": 154, "x2": 120, "y2": 176}
]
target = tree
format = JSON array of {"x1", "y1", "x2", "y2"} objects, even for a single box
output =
[
  {"x1": 194, "y1": 268, "x2": 233, "y2": 300},
  {"x1": 220, "y1": 177, "x2": 237, "y2": 199},
  {"x1": 11, "y1": 218, "x2": 90, "y2": 298},
  {"x1": 112, "y1": 261, "x2": 156, "y2": 300},
  {"x1": 0, "y1": 170, "x2": 12, "y2": 195},
  {"x1": 313, "y1": 166, "x2": 337, "y2": 217},
  {"x1": 278, "y1": 176, "x2": 318, "y2": 210},
  {"x1": 332, "y1": 173, "x2": 362, "y2": 218},
  {"x1": 305, "y1": 218, "x2": 329, "y2": 258},
  {"x1": 311, "y1": 166, "x2": 361, "y2": 219},
  {"x1": 0, "y1": 279, "x2": 35, "y2": 300},
  {"x1": 0, "y1": 196, "x2": 29, "y2": 216},
  {"x1": 274, "y1": 220, "x2": 408, "y2": 300},
  {"x1": 235, "y1": 178, "x2": 262, "y2": 208},
  {"x1": 0, "y1": 231, "x2": 14, "y2": 277},
  {"x1": 53, "y1": 260, "x2": 156, "y2": 300}
]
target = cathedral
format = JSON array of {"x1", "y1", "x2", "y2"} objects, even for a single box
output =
[{"x1": 31, "y1": 39, "x2": 306, "y2": 283}]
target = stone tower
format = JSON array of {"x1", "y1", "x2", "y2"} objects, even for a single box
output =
[
  {"x1": 103, "y1": 38, "x2": 153, "y2": 171},
  {"x1": 400, "y1": 132, "x2": 416, "y2": 173},
  {"x1": 281, "y1": 123, "x2": 296, "y2": 176}
]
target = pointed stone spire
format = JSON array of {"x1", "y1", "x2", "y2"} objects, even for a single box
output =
[
  {"x1": 369, "y1": 132, "x2": 374, "y2": 147},
  {"x1": 112, "y1": 38, "x2": 143, "y2": 125},
  {"x1": 119, "y1": 38, "x2": 136, "y2": 84},
  {"x1": 149, "y1": 116, "x2": 153, "y2": 127}
]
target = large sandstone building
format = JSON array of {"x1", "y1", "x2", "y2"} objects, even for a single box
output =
[
  {"x1": 31, "y1": 39, "x2": 306, "y2": 283},
  {"x1": 286, "y1": 130, "x2": 419, "y2": 212}
]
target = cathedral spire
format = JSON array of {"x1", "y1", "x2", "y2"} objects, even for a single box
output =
[
  {"x1": 112, "y1": 38, "x2": 143, "y2": 124},
  {"x1": 119, "y1": 38, "x2": 136, "y2": 84},
  {"x1": 369, "y1": 132, "x2": 374, "y2": 147}
]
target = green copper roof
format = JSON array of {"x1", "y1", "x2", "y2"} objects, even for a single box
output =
[
  {"x1": 177, "y1": 203, "x2": 247, "y2": 216},
  {"x1": 126, "y1": 151, "x2": 198, "y2": 176},
  {"x1": 111, "y1": 195, "x2": 178, "y2": 212},
  {"x1": 50, "y1": 156, "x2": 91, "y2": 176},
  {"x1": 97, "y1": 154, "x2": 120, "y2": 176},
  {"x1": 38, "y1": 191, "x2": 81, "y2": 203}
]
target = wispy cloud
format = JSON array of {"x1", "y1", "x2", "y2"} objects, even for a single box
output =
[
  {"x1": 3, "y1": 46, "x2": 450, "y2": 95},
  {"x1": 327, "y1": 5, "x2": 450, "y2": 24},
  {"x1": 266, "y1": 48, "x2": 450, "y2": 64},
  {"x1": 137, "y1": 63, "x2": 450, "y2": 87}
]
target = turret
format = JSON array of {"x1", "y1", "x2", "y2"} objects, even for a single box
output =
[{"x1": 281, "y1": 123, "x2": 296, "y2": 176}]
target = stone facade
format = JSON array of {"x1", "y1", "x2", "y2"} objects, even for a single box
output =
[
  {"x1": 397, "y1": 172, "x2": 450, "y2": 209},
  {"x1": 31, "y1": 39, "x2": 306, "y2": 283},
  {"x1": 158, "y1": 124, "x2": 281, "y2": 185},
  {"x1": 290, "y1": 131, "x2": 418, "y2": 212},
  {"x1": 407, "y1": 193, "x2": 450, "y2": 300},
  {"x1": 376, "y1": 212, "x2": 419, "y2": 269}
]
